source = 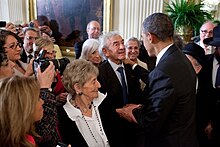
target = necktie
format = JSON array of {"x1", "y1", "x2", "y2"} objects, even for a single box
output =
[
  {"x1": 215, "y1": 64, "x2": 220, "y2": 88},
  {"x1": 28, "y1": 54, "x2": 33, "y2": 63},
  {"x1": 117, "y1": 67, "x2": 128, "y2": 104}
]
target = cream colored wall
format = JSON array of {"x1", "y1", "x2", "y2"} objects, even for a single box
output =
[
  {"x1": 0, "y1": 0, "x2": 28, "y2": 24},
  {"x1": 0, "y1": 0, "x2": 219, "y2": 34},
  {"x1": 112, "y1": 0, "x2": 165, "y2": 39}
]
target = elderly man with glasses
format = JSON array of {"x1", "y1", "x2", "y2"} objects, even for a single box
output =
[{"x1": 196, "y1": 21, "x2": 216, "y2": 55}]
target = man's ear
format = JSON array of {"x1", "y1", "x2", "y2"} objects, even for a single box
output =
[
  {"x1": 149, "y1": 33, "x2": 159, "y2": 44},
  {"x1": 195, "y1": 65, "x2": 202, "y2": 74},
  {"x1": 102, "y1": 48, "x2": 109, "y2": 57}
]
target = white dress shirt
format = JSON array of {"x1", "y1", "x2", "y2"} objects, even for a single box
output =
[{"x1": 63, "y1": 92, "x2": 109, "y2": 147}]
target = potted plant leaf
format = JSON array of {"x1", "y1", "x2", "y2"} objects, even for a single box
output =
[{"x1": 165, "y1": 0, "x2": 212, "y2": 43}]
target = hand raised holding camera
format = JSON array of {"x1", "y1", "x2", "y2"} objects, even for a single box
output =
[
  {"x1": 24, "y1": 58, "x2": 34, "y2": 77},
  {"x1": 37, "y1": 61, "x2": 55, "y2": 88}
]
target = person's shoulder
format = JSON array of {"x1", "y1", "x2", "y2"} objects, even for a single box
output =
[{"x1": 98, "y1": 60, "x2": 109, "y2": 69}]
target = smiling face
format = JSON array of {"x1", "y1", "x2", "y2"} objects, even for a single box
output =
[
  {"x1": 4, "y1": 35, "x2": 22, "y2": 62},
  {"x1": 103, "y1": 35, "x2": 125, "y2": 64},
  {"x1": 126, "y1": 40, "x2": 140, "y2": 61},
  {"x1": 87, "y1": 21, "x2": 101, "y2": 39},
  {"x1": 23, "y1": 30, "x2": 39, "y2": 53},
  {"x1": 81, "y1": 74, "x2": 101, "y2": 100},
  {"x1": 88, "y1": 50, "x2": 102, "y2": 65}
]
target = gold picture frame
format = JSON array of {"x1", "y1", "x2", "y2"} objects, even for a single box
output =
[
  {"x1": 29, "y1": 0, "x2": 112, "y2": 34},
  {"x1": 29, "y1": 0, "x2": 113, "y2": 59}
]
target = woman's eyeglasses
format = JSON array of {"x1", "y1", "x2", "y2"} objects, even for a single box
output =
[{"x1": 3, "y1": 42, "x2": 22, "y2": 50}]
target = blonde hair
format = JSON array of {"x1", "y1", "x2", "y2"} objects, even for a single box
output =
[
  {"x1": 34, "y1": 37, "x2": 54, "y2": 54},
  {"x1": 0, "y1": 76, "x2": 40, "y2": 147},
  {"x1": 62, "y1": 59, "x2": 99, "y2": 96}
]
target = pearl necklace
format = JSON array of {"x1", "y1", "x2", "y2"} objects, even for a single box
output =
[{"x1": 76, "y1": 102, "x2": 104, "y2": 143}]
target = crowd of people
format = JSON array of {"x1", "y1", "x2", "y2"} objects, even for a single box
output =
[{"x1": 0, "y1": 12, "x2": 220, "y2": 147}]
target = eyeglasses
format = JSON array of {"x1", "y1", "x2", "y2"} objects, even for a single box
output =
[
  {"x1": 201, "y1": 30, "x2": 213, "y2": 35},
  {"x1": 25, "y1": 36, "x2": 39, "y2": 41},
  {"x1": 3, "y1": 42, "x2": 22, "y2": 50}
]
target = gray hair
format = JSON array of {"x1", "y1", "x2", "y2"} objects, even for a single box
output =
[
  {"x1": 99, "y1": 31, "x2": 121, "y2": 60},
  {"x1": 80, "y1": 39, "x2": 100, "y2": 60},
  {"x1": 125, "y1": 37, "x2": 140, "y2": 48},
  {"x1": 142, "y1": 13, "x2": 174, "y2": 41},
  {"x1": 62, "y1": 59, "x2": 99, "y2": 95}
]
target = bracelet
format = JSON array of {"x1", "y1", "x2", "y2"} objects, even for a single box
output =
[{"x1": 40, "y1": 88, "x2": 52, "y2": 92}]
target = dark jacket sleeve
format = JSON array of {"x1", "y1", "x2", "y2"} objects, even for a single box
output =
[
  {"x1": 133, "y1": 69, "x2": 175, "y2": 136},
  {"x1": 35, "y1": 89, "x2": 60, "y2": 147},
  {"x1": 133, "y1": 64, "x2": 150, "y2": 84}
]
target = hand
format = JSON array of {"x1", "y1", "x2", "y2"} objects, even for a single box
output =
[
  {"x1": 37, "y1": 61, "x2": 55, "y2": 88},
  {"x1": 123, "y1": 58, "x2": 136, "y2": 66},
  {"x1": 39, "y1": 25, "x2": 52, "y2": 35},
  {"x1": 56, "y1": 92, "x2": 68, "y2": 102},
  {"x1": 24, "y1": 58, "x2": 34, "y2": 77},
  {"x1": 116, "y1": 104, "x2": 141, "y2": 123},
  {"x1": 205, "y1": 121, "x2": 213, "y2": 139}
]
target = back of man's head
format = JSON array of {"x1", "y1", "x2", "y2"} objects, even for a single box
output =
[{"x1": 142, "y1": 13, "x2": 174, "y2": 41}]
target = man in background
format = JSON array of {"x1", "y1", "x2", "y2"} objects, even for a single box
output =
[
  {"x1": 20, "y1": 27, "x2": 39, "y2": 63},
  {"x1": 74, "y1": 20, "x2": 101, "y2": 59},
  {"x1": 196, "y1": 21, "x2": 216, "y2": 55}
]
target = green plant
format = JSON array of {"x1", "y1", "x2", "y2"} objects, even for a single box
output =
[{"x1": 165, "y1": 0, "x2": 212, "y2": 36}]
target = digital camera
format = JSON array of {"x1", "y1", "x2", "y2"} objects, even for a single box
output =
[{"x1": 33, "y1": 50, "x2": 70, "y2": 76}]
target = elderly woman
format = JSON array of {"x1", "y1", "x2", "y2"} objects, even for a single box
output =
[
  {"x1": 80, "y1": 39, "x2": 102, "y2": 66},
  {"x1": 58, "y1": 59, "x2": 109, "y2": 147},
  {"x1": 0, "y1": 76, "x2": 44, "y2": 147},
  {"x1": 0, "y1": 29, "x2": 33, "y2": 76}
]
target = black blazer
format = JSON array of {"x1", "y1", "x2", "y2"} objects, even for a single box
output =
[
  {"x1": 98, "y1": 61, "x2": 144, "y2": 147},
  {"x1": 58, "y1": 107, "x2": 88, "y2": 147},
  {"x1": 197, "y1": 54, "x2": 220, "y2": 144},
  {"x1": 133, "y1": 44, "x2": 198, "y2": 147},
  {"x1": 20, "y1": 49, "x2": 28, "y2": 63}
]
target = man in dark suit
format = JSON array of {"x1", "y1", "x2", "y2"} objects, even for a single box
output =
[
  {"x1": 116, "y1": 13, "x2": 198, "y2": 147},
  {"x1": 20, "y1": 27, "x2": 39, "y2": 63},
  {"x1": 98, "y1": 31, "x2": 144, "y2": 147},
  {"x1": 201, "y1": 25, "x2": 220, "y2": 147},
  {"x1": 74, "y1": 20, "x2": 101, "y2": 59}
]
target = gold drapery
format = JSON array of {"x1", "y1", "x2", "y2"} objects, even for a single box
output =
[{"x1": 28, "y1": 0, "x2": 36, "y2": 21}]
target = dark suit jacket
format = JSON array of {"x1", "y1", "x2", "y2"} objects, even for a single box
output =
[
  {"x1": 98, "y1": 61, "x2": 144, "y2": 147},
  {"x1": 58, "y1": 107, "x2": 88, "y2": 147},
  {"x1": 20, "y1": 49, "x2": 28, "y2": 63},
  {"x1": 197, "y1": 54, "x2": 220, "y2": 146},
  {"x1": 133, "y1": 44, "x2": 198, "y2": 147}
]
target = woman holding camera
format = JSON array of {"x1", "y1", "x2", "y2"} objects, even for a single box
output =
[{"x1": 0, "y1": 29, "x2": 33, "y2": 77}]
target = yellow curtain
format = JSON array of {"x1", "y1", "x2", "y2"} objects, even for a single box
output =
[{"x1": 29, "y1": 0, "x2": 36, "y2": 21}]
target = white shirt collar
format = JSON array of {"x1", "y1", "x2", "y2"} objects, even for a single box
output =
[
  {"x1": 108, "y1": 59, "x2": 125, "y2": 72},
  {"x1": 156, "y1": 44, "x2": 173, "y2": 66},
  {"x1": 63, "y1": 92, "x2": 107, "y2": 121}
]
